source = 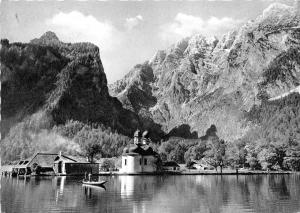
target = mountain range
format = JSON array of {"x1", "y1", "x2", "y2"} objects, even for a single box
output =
[
  {"x1": 109, "y1": 3, "x2": 300, "y2": 141},
  {"x1": 1, "y1": 3, "x2": 300, "y2": 161}
]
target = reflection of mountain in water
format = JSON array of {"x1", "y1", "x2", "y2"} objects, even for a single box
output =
[{"x1": 1, "y1": 175, "x2": 300, "y2": 213}]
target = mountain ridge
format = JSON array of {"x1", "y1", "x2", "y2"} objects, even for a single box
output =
[
  {"x1": 0, "y1": 32, "x2": 166, "y2": 161},
  {"x1": 1, "y1": 3, "x2": 299, "y2": 162},
  {"x1": 109, "y1": 3, "x2": 300, "y2": 141}
]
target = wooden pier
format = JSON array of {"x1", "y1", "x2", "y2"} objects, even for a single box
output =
[{"x1": 1, "y1": 164, "x2": 31, "y2": 177}]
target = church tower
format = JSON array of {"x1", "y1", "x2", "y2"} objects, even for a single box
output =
[{"x1": 133, "y1": 129, "x2": 141, "y2": 145}]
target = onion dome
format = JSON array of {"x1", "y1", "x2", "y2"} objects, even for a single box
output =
[
  {"x1": 142, "y1": 130, "x2": 149, "y2": 138},
  {"x1": 134, "y1": 129, "x2": 141, "y2": 137}
]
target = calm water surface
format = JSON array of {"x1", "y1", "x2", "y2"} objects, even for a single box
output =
[{"x1": 1, "y1": 174, "x2": 300, "y2": 213}]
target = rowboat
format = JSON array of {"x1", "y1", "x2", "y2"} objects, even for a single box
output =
[{"x1": 82, "y1": 180, "x2": 107, "y2": 187}]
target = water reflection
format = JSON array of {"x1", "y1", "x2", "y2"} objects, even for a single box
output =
[
  {"x1": 120, "y1": 176, "x2": 134, "y2": 197},
  {"x1": 54, "y1": 177, "x2": 66, "y2": 203},
  {"x1": 1, "y1": 174, "x2": 300, "y2": 213}
]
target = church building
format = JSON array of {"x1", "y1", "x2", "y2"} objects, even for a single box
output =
[{"x1": 119, "y1": 130, "x2": 158, "y2": 174}]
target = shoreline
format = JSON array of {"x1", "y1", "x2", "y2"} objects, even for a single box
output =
[
  {"x1": 2, "y1": 165, "x2": 299, "y2": 177},
  {"x1": 96, "y1": 170, "x2": 298, "y2": 176},
  {"x1": 1, "y1": 171, "x2": 298, "y2": 177}
]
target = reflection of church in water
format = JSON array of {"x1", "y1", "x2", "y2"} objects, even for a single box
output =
[
  {"x1": 119, "y1": 130, "x2": 158, "y2": 174},
  {"x1": 120, "y1": 176, "x2": 154, "y2": 213}
]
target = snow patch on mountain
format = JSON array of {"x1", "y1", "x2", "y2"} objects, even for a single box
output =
[{"x1": 269, "y1": 86, "x2": 300, "y2": 101}]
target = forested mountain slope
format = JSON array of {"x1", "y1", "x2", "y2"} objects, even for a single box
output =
[{"x1": 0, "y1": 32, "x2": 164, "y2": 162}]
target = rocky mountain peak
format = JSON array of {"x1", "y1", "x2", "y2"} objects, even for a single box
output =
[
  {"x1": 262, "y1": 3, "x2": 293, "y2": 18},
  {"x1": 149, "y1": 50, "x2": 167, "y2": 66},
  {"x1": 41, "y1": 31, "x2": 59, "y2": 41},
  {"x1": 110, "y1": 2, "x2": 300, "y2": 141},
  {"x1": 30, "y1": 31, "x2": 61, "y2": 46},
  {"x1": 185, "y1": 34, "x2": 219, "y2": 56},
  {"x1": 254, "y1": 2, "x2": 299, "y2": 33}
]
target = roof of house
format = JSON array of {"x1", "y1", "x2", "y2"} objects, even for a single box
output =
[
  {"x1": 54, "y1": 155, "x2": 77, "y2": 163},
  {"x1": 17, "y1": 153, "x2": 77, "y2": 168},
  {"x1": 162, "y1": 161, "x2": 180, "y2": 167},
  {"x1": 27, "y1": 153, "x2": 59, "y2": 167},
  {"x1": 67, "y1": 156, "x2": 88, "y2": 163}
]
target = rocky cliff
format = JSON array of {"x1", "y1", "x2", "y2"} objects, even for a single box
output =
[
  {"x1": 0, "y1": 32, "x2": 164, "y2": 142},
  {"x1": 109, "y1": 3, "x2": 300, "y2": 141}
]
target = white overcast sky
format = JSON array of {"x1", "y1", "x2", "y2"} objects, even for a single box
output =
[{"x1": 0, "y1": 0, "x2": 296, "y2": 83}]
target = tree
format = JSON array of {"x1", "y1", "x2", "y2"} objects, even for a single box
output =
[
  {"x1": 169, "y1": 143, "x2": 187, "y2": 163},
  {"x1": 218, "y1": 140, "x2": 226, "y2": 173},
  {"x1": 100, "y1": 159, "x2": 115, "y2": 171},
  {"x1": 226, "y1": 140, "x2": 247, "y2": 170},
  {"x1": 245, "y1": 143, "x2": 261, "y2": 170},
  {"x1": 184, "y1": 142, "x2": 207, "y2": 163},
  {"x1": 204, "y1": 139, "x2": 226, "y2": 173},
  {"x1": 158, "y1": 141, "x2": 174, "y2": 161},
  {"x1": 57, "y1": 120, "x2": 85, "y2": 138},
  {"x1": 283, "y1": 146, "x2": 300, "y2": 171},
  {"x1": 75, "y1": 127, "x2": 103, "y2": 163},
  {"x1": 157, "y1": 139, "x2": 193, "y2": 164},
  {"x1": 258, "y1": 148, "x2": 277, "y2": 170}
]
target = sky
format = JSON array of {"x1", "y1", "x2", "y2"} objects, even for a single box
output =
[{"x1": 0, "y1": 0, "x2": 297, "y2": 83}]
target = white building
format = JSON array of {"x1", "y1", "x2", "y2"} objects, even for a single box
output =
[{"x1": 119, "y1": 130, "x2": 158, "y2": 174}]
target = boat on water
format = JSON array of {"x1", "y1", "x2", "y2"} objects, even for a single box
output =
[{"x1": 82, "y1": 180, "x2": 107, "y2": 187}]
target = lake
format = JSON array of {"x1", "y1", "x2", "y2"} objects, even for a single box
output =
[{"x1": 1, "y1": 174, "x2": 300, "y2": 213}]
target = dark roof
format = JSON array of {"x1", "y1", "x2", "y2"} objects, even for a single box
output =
[
  {"x1": 18, "y1": 153, "x2": 77, "y2": 167},
  {"x1": 123, "y1": 144, "x2": 157, "y2": 156},
  {"x1": 27, "y1": 153, "x2": 58, "y2": 167},
  {"x1": 162, "y1": 161, "x2": 180, "y2": 167},
  {"x1": 54, "y1": 155, "x2": 77, "y2": 162}
]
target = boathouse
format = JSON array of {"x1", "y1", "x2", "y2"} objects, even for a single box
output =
[
  {"x1": 119, "y1": 130, "x2": 158, "y2": 174},
  {"x1": 53, "y1": 153, "x2": 99, "y2": 175},
  {"x1": 12, "y1": 153, "x2": 59, "y2": 175},
  {"x1": 10, "y1": 152, "x2": 99, "y2": 176}
]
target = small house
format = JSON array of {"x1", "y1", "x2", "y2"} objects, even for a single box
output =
[
  {"x1": 191, "y1": 159, "x2": 214, "y2": 170},
  {"x1": 162, "y1": 161, "x2": 180, "y2": 171}
]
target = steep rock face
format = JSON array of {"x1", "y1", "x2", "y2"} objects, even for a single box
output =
[
  {"x1": 1, "y1": 32, "x2": 163, "y2": 141},
  {"x1": 109, "y1": 3, "x2": 300, "y2": 141}
]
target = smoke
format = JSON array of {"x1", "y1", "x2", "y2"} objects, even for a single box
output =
[
  {"x1": 1, "y1": 109, "x2": 84, "y2": 163},
  {"x1": 23, "y1": 110, "x2": 82, "y2": 155},
  {"x1": 29, "y1": 130, "x2": 82, "y2": 155}
]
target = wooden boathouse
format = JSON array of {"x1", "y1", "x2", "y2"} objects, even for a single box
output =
[{"x1": 2, "y1": 152, "x2": 99, "y2": 176}]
